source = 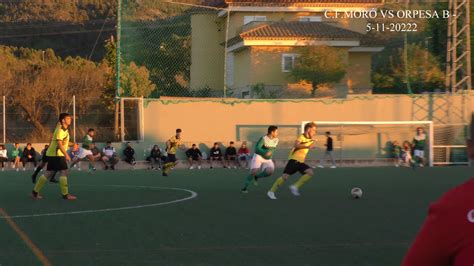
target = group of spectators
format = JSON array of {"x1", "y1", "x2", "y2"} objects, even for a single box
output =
[
  {"x1": 145, "y1": 141, "x2": 252, "y2": 170},
  {"x1": 391, "y1": 127, "x2": 427, "y2": 167},
  {"x1": 0, "y1": 143, "x2": 40, "y2": 171}
]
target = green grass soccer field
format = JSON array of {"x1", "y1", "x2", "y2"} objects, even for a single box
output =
[{"x1": 0, "y1": 167, "x2": 472, "y2": 266}]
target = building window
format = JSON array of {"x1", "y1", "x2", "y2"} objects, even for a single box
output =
[
  {"x1": 299, "y1": 16, "x2": 322, "y2": 22},
  {"x1": 244, "y1": 16, "x2": 267, "y2": 25},
  {"x1": 282, "y1": 54, "x2": 298, "y2": 73}
]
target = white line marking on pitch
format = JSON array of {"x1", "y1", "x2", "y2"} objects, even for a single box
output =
[{"x1": 0, "y1": 185, "x2": 198, "y2": 219}]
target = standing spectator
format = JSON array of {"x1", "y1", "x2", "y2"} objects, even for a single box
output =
[
  {"x1": 10, "y1": 143, "x2": 22, "y2": 171},
  {"x1": 413, "y1": 127, "x2": 427, "y2": 167},
  {"x1": 32, "y1": 144, "x2": 57, "y2": 183},
  {"x1": 318, "y1": 131, "x2": 336, "y2": 168},
  {"x1": 237, "y1": 142, "x2": 251, "y2": 169},
  {"x1": 0, "y1": 145, "x2": 7, "y2": 171},
  {"x1": 225, "y1": 141, "x2": 238, "y2": 169},
  {"x1": 102, "y1": 141, "x2": 119, "y2": 170},
  {"x1": 185, "y1": 144, "x2": 203, "y2": 170},
  {"x1": 22, "y1": 143, "x2": 37, "y2": 170},
  {"x1": 123, "y1": 142, "x2": 136, "y2": 166},
  {"x1": 147, "y1": 145, "x2": 165, "y2": 170},
  {"x1": 209, "y1": 142, "x2": 225, "y2": 169}
]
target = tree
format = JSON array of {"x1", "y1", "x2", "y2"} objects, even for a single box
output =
[
  {"x1": 290, "y1": 46, "x2": 346, "y2": 96},
  {"x1": 372, "y1": 44, "x2": 445, "y2": 93}
]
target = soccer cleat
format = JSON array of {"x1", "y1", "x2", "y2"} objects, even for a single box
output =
[
  {"x1": 241, "y1": 188, "x2": 249, "y2": 193},
  {"x1": 62, "y1": 194, "x2": 77, "y2": 200},
  {"x1": 16, "y1": 168, "x2": 19, "y2": 172},
  {"x1": 105, "y1": 166, "x2": 109, "y2": 170},
  {"x1": 290, "y1": 185, "x2": 300, "y2": 196},
  {"x1": 330, "y1": 165, "x2": 337, "y2": 169},
  {"x1": 317, "y1": 165, "x2": 325, "y2": 168},
  {"x1": 23, "y1": 167, "x2": 26, "y2": 171},
  {"x1": 189, "y1": 166, "x2": 194, "y2": 170},
  {"x1": 198, "y1": 166, "x2": 201, "y2": 170},
  {"x1": 32, "y1": 191, "x2": 43, "y2": 199},
  {"x1": 267, "y1": 191, "x2": 277, "y2": 200},
  {"x1": 111, "y1": 165, "x2": 115, "y2": 170},
  {"x1": 162, "y1": 172, "x2": 168, "y2": 176}
]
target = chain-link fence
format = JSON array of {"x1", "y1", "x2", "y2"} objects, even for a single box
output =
[{"x1": 118, "y1": 0, "x2": 458, "y2": 99}]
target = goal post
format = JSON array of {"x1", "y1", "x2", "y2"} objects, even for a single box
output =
[{"x1": 301, "y1": 121, "x2": 434, "y2": 167}]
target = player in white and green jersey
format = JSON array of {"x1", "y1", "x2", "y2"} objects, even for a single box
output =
[
  {"x1": 70, "y1": 128, "x2": 96, "y2": 172},
  {"x1": 241, "y1": 126, "x2": 279, "y2": 193}
]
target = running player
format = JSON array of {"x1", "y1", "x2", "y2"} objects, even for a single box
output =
[
  {"x1": 267, "y1": 122, "x2": 317, "y2": 200},
  {"x1": 70, "y1": 128, "x2": 96, "y2": 172},
  {"x1": 241, "y1": 126, "x2": 279, "y2": 193},
  {"x1": 162, "y1": 128, "x2": 184, "y2": 176},
  {"x1": 32, "y1": 113, "x2": 76, "y2": 200}
]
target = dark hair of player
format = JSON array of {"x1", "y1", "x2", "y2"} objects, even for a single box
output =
[
  {"x1": 267, "y1": 126, "x2": 278, "y2": 134},
  {"x1": 88, "y1": 128, "x2": 95, "y2": 132},
  {"x1": 326, "y1": 131, "x2": 330, "y2": 135},
  {"x1": 176, "y1": 128, "x2": 182, "y2": 133},
  {"x1": 58, "y1": 113, "x2": 71, "y2": 123}
]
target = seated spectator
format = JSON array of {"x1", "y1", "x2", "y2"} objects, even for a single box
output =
[
  {"x1": 123, "y1": 142, "x2": 136, "y2": 166},
  {"x1": 147, "y1": 145, "x2": 166, "y2": 170},
  {"x1": 209, "y1": 142, "x2": 225, "y2": 169},
  {"x1": 0, "y1": 145, "x2": 7, "y2": 171},
  {"x1": 185, "y1": 144, "x2": 202, "y2": 170},
  {"x1": 22, "y1": 143, "x2": 37, "y2": 170},
  {"x1": 401, "y1": 141, "x2": 415, "y2": 167},
  {"x1": 237, "y1": 142, "x2": 251, "y2": 169},
  {"x1": 90, "y1": 143, "x2": 102, "y2": 164},
  {"x1": 391, "y1": 140, "x2": 402, "y2": 167},
  {"x1": 225, "y1": 141, "x2": 238, "y2": 169},
  {"x1": 10, "y1": 143, "x2": 22, "y2": 171},
  {"x1": 69, "y1": 143, "x2": 81, "y2": 170},
  {"x1": 102, "y1": 141, "x2": 119, "y2": 170}
]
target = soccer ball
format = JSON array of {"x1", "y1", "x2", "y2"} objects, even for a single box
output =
[{"x1": 351, "y1": 187, "x2": 363, "y2": 199}]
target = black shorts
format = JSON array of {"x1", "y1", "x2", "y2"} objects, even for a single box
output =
[
  {"x1": 41, "y1": 155, "x2": 49, "y2": 163},
  {"x1": 283, "y1": 159, "x2": 310, "y2": 175},
  {"x1": 46, "y1": 156, "x2": 68, "y2": 171},
  {"x1": 167, "y1": 154, "x2": 177, "y2": 163},
  {"x1": 210, "y1": 156, "x2": 222, "y2": 160}
]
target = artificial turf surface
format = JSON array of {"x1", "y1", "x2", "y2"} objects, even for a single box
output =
[{"x1": 0, "y1": 166, "x2": 472, "y2": 266}]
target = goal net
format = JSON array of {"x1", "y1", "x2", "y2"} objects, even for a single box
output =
[{"x1": 301, "y1": 121, "x2": 434, "y2": 167}]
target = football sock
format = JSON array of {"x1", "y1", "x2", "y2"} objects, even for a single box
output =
[
  {"x1": 33, "y1": 175, "x2": 47, "y2": 193},
  {"x1": 59, "y1": 176, "x2": 68, "y2": 196},
  {"x1": 270, "y1": 177, "x2": 285, "y2": 192},
  {"x1": 293, "y1": 174, "x2": 312, "y2": 189}
]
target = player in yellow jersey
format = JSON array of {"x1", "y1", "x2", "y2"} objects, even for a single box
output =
[
  {"x1": 32, "y1": 113, "x2": 77, "y2": 200},
  {"x1": 267, "y1": 122, "x2": 317, "y2": 200},
  {"x1": 162, "y1": 128, "x2": 185, "y2": 176}
]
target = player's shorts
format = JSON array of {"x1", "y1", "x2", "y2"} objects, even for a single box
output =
[
  {"x1": 414, "y1": 149, "x2": 425, "y2": 158},
  {"x1": 250, "y1": 154, "x2": 274, "y2": 171},
  {"x1": 283, "y1": 159, "x2": 310, "y2": 175},
  {"x1": 46, "y1": 156, "x2": 68, "y2": 171},
  {"x1": 167, "y1": 154, "x2": 177, "y2": 163},
  {"x1": 77, "y1": 148, "x2": 93, "y2": 159}
]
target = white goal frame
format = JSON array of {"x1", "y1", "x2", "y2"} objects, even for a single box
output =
[{"x1": 301, "y1": 121, "x2": 434, "y2": 167}]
